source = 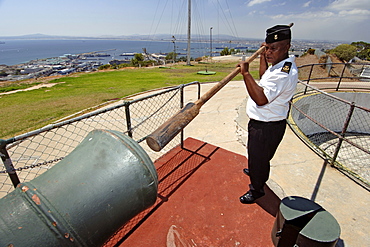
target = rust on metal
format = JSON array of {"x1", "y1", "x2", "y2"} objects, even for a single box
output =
[
  {"x1": 31, "y1": 194, "x2": 41, "y2": 205},
  {"x1": 21, "y1": 186, "x2": 29, "y2": 192}
]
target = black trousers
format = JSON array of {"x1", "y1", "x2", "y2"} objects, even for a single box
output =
[{"x1": 247, "y1": 119, "x2": 286, "y2": 197}]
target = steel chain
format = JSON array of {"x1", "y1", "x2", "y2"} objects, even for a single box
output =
[{"x1": 0, "y1": 157, "x2": 64, "y2": 174}]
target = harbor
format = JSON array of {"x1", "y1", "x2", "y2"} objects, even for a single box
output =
[{"x1": 0, "y1": 37, "x2": 339, "y2": 82}]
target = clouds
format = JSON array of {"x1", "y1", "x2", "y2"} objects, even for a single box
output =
[
  {"x1": 271, "y1": 11, "x2": 335, "y2": 21},
  {"x1": 337, "y1": 9, "x2": 370, "y2": 21},
  {"x1": 303, "y1": 1, "x2": 311, "y2": 8},
  {"x1": 0, "y1": 0, "x2": 368, "y2": 42},
  {"x1": 244, "y1": 0, "x2": 370, "y2": 41},
  {"x1": 327, "y1": 0, "x2": 369, "y2": 11},
  {"x1": 325, "y1": 0, "x2": 370, "y2": 20},
  {"x1": 247, "y1": 0, "x2": 271, "y2": 7},
  {"x1": 271, "y1": 0, "x2": 370, "y2": 24},
  {"x1": 264, "y1": 0, "x2": 370, "y2": 21}
]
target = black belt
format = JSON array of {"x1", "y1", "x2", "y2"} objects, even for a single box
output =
[{"x1": 249, "y1": 119, "x2": 286, "y2": 125}]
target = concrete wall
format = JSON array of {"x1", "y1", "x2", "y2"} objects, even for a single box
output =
[{"x1": 291, "y1": 92, "x2": 370, "y2": 136}]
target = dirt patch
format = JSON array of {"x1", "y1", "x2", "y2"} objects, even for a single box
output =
[
  {"x1": 211, "y1": 55, "x2": 242, "y2": 62},
  {"x1": 0, "y1": 81, "x2": 65, "y2": 96},
  {"x1": 296, "y1": 54, "x2": 355, "y2": 80},
  {"x1": 211, "y1": 53, "x2": 352, "y2": 80},
  {"x1": 295, "y1": 54, "x2": 319, "y2": 67}
]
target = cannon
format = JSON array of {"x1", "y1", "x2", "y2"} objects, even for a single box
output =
[{"x1": 0, "y1": 129, "x2": 158, "y2": 246}]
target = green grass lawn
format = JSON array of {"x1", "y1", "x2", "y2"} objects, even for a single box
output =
[{"x1": 0, "y1": 61, "x2": 259, "y2": 139}]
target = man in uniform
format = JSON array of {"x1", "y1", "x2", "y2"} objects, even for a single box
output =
[{"x1": 238, "y1": 24, "x2": 298, "y2": 204}]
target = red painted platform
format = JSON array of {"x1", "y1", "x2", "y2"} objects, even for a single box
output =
[{"x1": 105, "y1": 138, "x2": 280, "y2": 246}]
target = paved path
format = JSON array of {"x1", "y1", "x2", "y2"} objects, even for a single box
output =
[{"x1": 182, "y1": 80, "x2": 369, "y2": 247}]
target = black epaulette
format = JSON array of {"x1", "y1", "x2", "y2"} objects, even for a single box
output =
[{"x1": 281, "y1": 62, "x2": 292, "y2": 74}]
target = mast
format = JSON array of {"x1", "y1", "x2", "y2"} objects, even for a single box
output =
[{"x1": 186, "y1": 0, "x2": 191, "y2": 65}]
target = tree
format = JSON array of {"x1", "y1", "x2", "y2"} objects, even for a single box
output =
[
  {"x1": 351, "y1": 41, "x2": 370, "y2": 61},
  {"x1": 351, "y1": 41, "x2": 370, "y2": 51},
  {"x1": 166, "y1": 52, "x2": 177, "y2": 61},
  {"x1": 358, "y1": 48, "x2": 370, "y2": 61},
  {"x1": 329, "y1": 44, "x2": 357, "y2": 62},
  {"x1": 220, "y1": 47, "x2": 230, "y2": 56},
  {"x1": 220, "y1": 47, "x2": 240, "y2": 56},
  {"x1": 131, "y1": 53, "x2": 145, "y2": 66},
  {"x1": 98, "y1": 64, "x2": 111, "y2": 70}
]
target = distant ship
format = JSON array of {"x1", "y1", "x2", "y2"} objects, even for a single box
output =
[{"x1": 120, "y1": 52, "x2": 135, "y2": 56}]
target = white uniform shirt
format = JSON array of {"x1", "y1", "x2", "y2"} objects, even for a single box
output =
[{"x1": 246, "y1": 55, "x2": 298, "y2": 122}]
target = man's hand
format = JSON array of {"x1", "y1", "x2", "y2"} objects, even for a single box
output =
[
  {"x1": 260, "y1": 42, "x2": 267, "y2": 55},
  {"x1": 238, "y1": 61, "x2": 249, "y2": 76}
]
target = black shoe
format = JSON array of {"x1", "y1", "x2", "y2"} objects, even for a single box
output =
[
  {"x1": 243, "y1": 168, "x2": 250, "y2": 176},
  {"x1": 239, "y1": 191, "x2": 262, "y2": 204}
]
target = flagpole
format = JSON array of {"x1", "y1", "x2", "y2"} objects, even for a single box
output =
[{"x1": 186, "y1": 0, "x2": 191, "y2": 65}]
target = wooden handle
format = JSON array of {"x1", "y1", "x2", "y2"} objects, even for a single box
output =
[
  {"x1": 146, "y1": 45, "x2": 266, "y2": 152},
  {"x1": 195, "y1": 45, "x2": 266, "y2": 108},
  {"x1": 146, "y1": 102, "x2": 199, "y2": 151}
]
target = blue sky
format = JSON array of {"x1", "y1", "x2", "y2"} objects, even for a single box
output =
[{"x1": 0, "y1": 0, "x2": 369, "y2": 42}]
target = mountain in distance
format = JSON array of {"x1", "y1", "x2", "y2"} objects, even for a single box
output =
[
  {"x1": 0, "y1": 33, "x2": 346, "y2": 48},
  {"x1": 0, "y1": 33, "x2": 100, "y2": 40},
  {"x1": 0, "y1": 33, "x2": 260, "y2": 42}
]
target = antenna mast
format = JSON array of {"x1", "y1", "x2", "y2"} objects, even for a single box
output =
[{"x1": 186, "y1": 0, "x2": 191, "y2": 65}]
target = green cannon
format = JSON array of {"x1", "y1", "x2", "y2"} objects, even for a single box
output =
[{"x1": 0, "y1": 129, "x2": 158, "y2": 246}]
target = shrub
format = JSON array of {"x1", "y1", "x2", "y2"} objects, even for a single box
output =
[
  {"x1": 220, "y1": 47, "x2": 230, "y2": 56},
  {"x1": 98, "y1": 64, "x2": 111, "y2": 70},
  {"x1": 307, "y1": 48, "x2": 315, "y2": 55},
  {"x1": 329, "y1": 44, "x2": 357, "y2": 62}
]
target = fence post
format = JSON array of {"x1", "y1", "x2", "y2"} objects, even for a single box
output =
[
  {"x1": 125, "y1": 103, "x2": 133, "y2": 138},
  {"x1": 336, "y1": 63, "x2": 348, "y2": 91},
  {"x1": 304, "y1": 64, "x2": 314, "y2": 94},
  {"x1": 330, "y1": 102, "x2": 355, "y2": 167},
  {"x1": 0, "y1": 139, "x2": 20, "y2": 187},
  {"x1": 180, "y1": 85, "x2": 185, "y2": 149}
]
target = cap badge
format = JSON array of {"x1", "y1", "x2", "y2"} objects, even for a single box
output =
[{"x1": 274, "y1": 34, "x2": 278, "y2": 40}]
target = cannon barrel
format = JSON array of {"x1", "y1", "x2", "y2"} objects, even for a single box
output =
[{"x1": 0, "y1": 129, "x2": 158, "y2": 246}]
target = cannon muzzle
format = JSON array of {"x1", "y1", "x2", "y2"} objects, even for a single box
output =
[{"x1": 0, "y1": 129, "x2": 158, "y2": 246}]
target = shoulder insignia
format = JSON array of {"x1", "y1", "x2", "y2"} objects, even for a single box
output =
[{"x1": 281, "y1": 62, "x2": 292, "y2": 74}]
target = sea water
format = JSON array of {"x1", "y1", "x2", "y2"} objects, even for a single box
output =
[{"x1": 0, "y1": 39, "x2": 228, "y2": 66}]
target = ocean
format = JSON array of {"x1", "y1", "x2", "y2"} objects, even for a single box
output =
[{"x1": 0, "y1": 39, "x2": 231, "y2": 66}]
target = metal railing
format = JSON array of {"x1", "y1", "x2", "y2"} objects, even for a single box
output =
[
  {"x1": 289, "y1": 63, "x2": 370, "y2": 191},
  {"x1": 298, "y1": 62, "x2": 370, "y2": 92},
  {"x1": 0, "y1": 81, "x2": 201, "y2": 198}
]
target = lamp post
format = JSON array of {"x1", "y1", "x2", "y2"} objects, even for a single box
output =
[
  {"x1": 210, "y1": 27, "x2": 213, "y2": 60},
  {"x1": 172, "y1": 36, "x2": 176, "y2": 64}
]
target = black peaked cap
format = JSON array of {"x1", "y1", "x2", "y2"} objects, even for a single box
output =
[{"x1": 265, "y1": 25, "x2": 291, "y2": 43}]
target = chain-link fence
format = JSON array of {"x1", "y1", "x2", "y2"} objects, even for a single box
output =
[
  {"x1": 289, "y1": 63, "x2": 370, "y2": 191},
  {"x1": 0, "y1": 82, "x2": 201, "y2": 198}
]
